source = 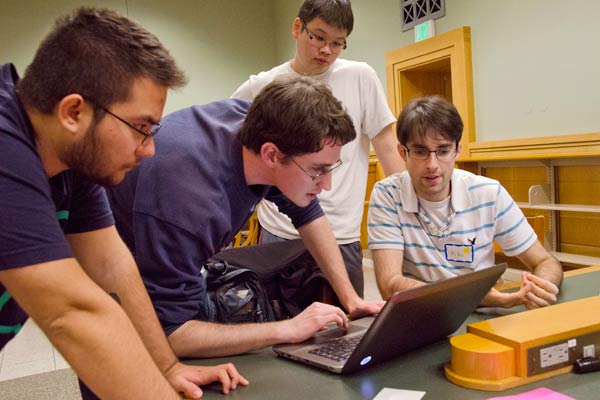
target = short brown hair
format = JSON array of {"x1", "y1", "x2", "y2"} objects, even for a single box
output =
[
  {"x1": 17, "y1": 7, "x2": 186, "y2": 113},
  {"x1": 396, "y1": 95, "x2": 463, "y2": 146},
  {"x1": 298, "y1": 0, "x2": 354, "y2": 35},
  {"x1": 239, "y1": 76, "x2": 355, "y2": 156}
]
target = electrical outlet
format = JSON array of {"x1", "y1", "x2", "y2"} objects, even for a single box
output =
[
  {"x1": 583, "y1": 344, "x2": 596, "y2": 358},
  {"x1": 540, "y1": 343, "x2": 569, "y2": 368}
]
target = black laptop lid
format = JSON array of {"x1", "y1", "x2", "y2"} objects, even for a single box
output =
[{"x1": 343, "y1": 263, "x2": 507, "y2": 373}]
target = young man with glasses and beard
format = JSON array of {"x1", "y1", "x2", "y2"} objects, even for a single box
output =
[
  {"x1": 0, "y1": 8, "x2": 246, "y2": 400},
  {"x1": 232, "y1": 0, "x2": 405, "y2": 297},
  {"x1": 368, "y1": 95, "x2": 563, "y2": 310},
  {"x1": 107, "y1": 76, "x2": 384, "y2": 359}
]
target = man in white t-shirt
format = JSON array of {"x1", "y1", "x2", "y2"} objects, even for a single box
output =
[
  {"x1": 232, "y1": 0, "x2": 404, "y2": 296},
  {"x1": 367, "y1": 95, "x2": 563, "y2": 309}
]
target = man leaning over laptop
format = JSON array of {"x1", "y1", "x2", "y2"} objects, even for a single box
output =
[
  {"x1": 107, "y1": 76, "x2": 384, "y2": 359},
  {"x1": 367, "y1": 96, "x2": 563, "y2": 310}
]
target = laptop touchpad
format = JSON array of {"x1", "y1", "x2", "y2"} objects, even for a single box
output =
[{"x1": 312, "y1": 325, "x2": 365, "y2": 344}]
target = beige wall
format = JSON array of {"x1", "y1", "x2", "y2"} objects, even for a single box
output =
[
  {"x1": 2, "y1": 1, "x2": 598, "y2": 141},
  {"x1": 275, "y1": 0, "x2": 600, "y2": 142},
  {"x1": 340, "y1": 0, "x2": 600, "y2": 142},
  {"x1": 0, "y1": 0, "x2": 277, "y2": 113}
]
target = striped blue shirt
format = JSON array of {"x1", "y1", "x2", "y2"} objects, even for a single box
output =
[{"x1": 367, "y1": 169, "x2": 535, "y2": 282}]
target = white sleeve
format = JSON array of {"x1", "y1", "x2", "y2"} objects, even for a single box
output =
[
  {"x1": 230, "y1": 79, "x2": 254, "y2": 100},
  {"x1": 493, "y1": 186, "x2": 537, "y2": 256},
  {"x1": 359, "y1": 65, "x2": 396, "y2": 139},
  {"x1": 367, "y1": 179, "x2": 405, "y2": 250}
]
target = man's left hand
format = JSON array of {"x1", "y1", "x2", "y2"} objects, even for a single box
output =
[
  {"x1": 522, "y1": 272, "x2": 559, "y2": 309},
  {"x1": 164, "y1": 361, "x2": 249, "y2": 399},
  {"x1": 346, "y1": 297, "x2": 385, "y2": 319}
]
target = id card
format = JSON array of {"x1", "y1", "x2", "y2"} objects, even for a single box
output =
[{"x1": 445, "y1": 244, "x2": 474, "y2": 263}]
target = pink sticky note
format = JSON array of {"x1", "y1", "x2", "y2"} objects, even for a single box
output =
[{"x1": 487, "y1": 387, "x2": 575, "y2": 400}]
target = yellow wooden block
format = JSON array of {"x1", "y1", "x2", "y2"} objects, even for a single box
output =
[
  {"x1": 445, "y1": 296, "x2": 600, "y2": 391},
  {"x1": 448, "y1": 333, "x2": 515, "y2": 380}
]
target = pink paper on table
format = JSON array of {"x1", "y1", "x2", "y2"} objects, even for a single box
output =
[{"x1": 487, "y1": 387, "x2": 575, "y2": 400}]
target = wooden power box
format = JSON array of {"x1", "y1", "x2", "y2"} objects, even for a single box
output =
[{"x1": 445, "y1": 296, "x2": 600, "y2": 391}]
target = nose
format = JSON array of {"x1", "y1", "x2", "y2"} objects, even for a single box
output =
[
  {"x1": 424, "y1": 152, "x2": 440, "y2": 168},
  {"x1": 319, "y1": 43, "x2": 332, "y2": 54},
  {"x1": 319, "y1": 172, "x2": 333, "y2": 191},
  {"x1": 136, "y1": 137, "x2": 155, "y2": 158}
]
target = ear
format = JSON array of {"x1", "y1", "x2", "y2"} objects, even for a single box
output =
[
  {"x1": 56, "y1": 94, "x2": 92, "y2": 136},
  {"x1": 292, "y1": 17, "x2": 302, "y2": 39},
  {"x1": 398, "y1": 142, "x2": 408, "y2": 163},
  {"x1": 456, "y1": 142, "x2": 463, "y2": 156},
  {"x1": 259, "y1": 142, "x2": 281, "y2": 168}
]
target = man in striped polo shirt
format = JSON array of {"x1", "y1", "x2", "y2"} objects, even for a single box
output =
[{"x1": 367, "y1": 96, "x2": 562, "y2": 310}]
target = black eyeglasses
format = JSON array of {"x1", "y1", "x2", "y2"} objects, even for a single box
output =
[
  {"x1": 99, "y1": 106, "x2": 161, "y2": 144},
  {"x1": 290, "y1": 157, "x2": 343, "y2": 181},
  {"x1": 403, "y1": 146, "x2": 458, "y2": 161},
  {"x1": 301, "y1": 22, "x2": 347, "y2": 52}
]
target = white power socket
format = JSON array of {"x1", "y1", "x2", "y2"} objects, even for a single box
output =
[
  {"x1": 583, "y1": 344, "x2": 596, "y2": 358},
  {"x1": 540, "y1": 343, "x2": 569, "y2": 368}
]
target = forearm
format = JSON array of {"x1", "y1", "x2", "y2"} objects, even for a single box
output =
[
  {"x1": 48, "y1": 295, "x2": 179, "y2": 399},
  {"x1": 372, "y1": 124, "x2": 405, "y2": 176},
  {"x1": 515, "y1": 241, "x2": 563, "y2": 288},
  {"x1": 480, "y1": 287, "x2": 524, "y2": 308},
  {"x1": 1, "y1": 262, "x2": 179, "y2": 400},
  {"x1": 372, "y1": 249, "x2": 422, "y2": 300},
  {"x1": 532, "y1": 255, "x2": 563, "y2": 287},
  {"x1": 379, "y1": 274, "x2": 425, "y2": 300},
  {"x1": 89, "y1": 254, "x2": 179, "y2": 373},
  {"x1": 69, "y1": 228, "x2": 179, "y2": 374},
  {"x1": 298, "y1": 217, "x2": 359, "y2": 309},
  {"x1": 169, "y1": 302, "x2": 348, "y2": 358},
  {"x1": 169, "y1": 319, "x2": 289, "y2": 358}
]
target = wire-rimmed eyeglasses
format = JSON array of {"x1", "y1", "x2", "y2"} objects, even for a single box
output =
[
  {"x1": 99, "y1": 106, "x2": 161, "y2": 145},
  {"x1": 402, "y1": 146, "x2": 458, "y2": 161},
  {"x1": 301, "y1": 22, "x2": 347, "y2": 52},
  {"x1": 290, "y1": 157, "x2": 343, "y2": 181}
]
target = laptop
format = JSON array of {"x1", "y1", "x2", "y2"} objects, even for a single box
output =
[{"x1": 272, "y1": 263, "x2": 507, "y2": 374}]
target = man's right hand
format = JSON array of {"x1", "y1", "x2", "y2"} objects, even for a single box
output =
[
  {"x1": 481, "y1": 281, "x2": 535, "y2": 309},
  {"x1": 279, "y1": 302, "x2": 348, "y2": 343}
]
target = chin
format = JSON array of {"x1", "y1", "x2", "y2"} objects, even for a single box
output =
[
  {"x1": 92, "y1": 171, "x2": 126, "y2": 187},
  {"x1": 107, "y1": 175, "x2": 126, "y2": 186},
  {"x1": 291, "y1": 198, "x2": 311, "y2": 208}
]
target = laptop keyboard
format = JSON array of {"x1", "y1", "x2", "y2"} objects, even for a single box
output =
[{"x1": 308, "y1": 335, "x2": 363, "y2": 362}]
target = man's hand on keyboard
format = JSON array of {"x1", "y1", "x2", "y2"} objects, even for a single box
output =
[{"x1": 279, "y1": 302, "x2": 349, "y2": 343}]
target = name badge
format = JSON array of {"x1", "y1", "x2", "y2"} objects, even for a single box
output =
[{"x1": 445, "y1": 244, "x2": 474, "y2": 263}]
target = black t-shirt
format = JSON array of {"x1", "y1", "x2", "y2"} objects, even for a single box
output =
[
  {"x1": 107, "y1": 101, "x2": 324, "y2": 333},
  {"x1": 0, "y1": 63, "x2": 114, "y2": 349}
]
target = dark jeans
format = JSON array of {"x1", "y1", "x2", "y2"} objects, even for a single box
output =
[{"x1": 259, "y1": 227, "x2": 364, "y2": 297}]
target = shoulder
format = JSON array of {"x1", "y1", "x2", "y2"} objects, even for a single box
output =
[
  {"x1": 251, "y1": 62, "x2": 291, "y2": 79},
  {"x1": 163, "y1": 99, "x2": 249, "y2": 127},
  {"x1": 455, "y1": 169, "x2": 500, "y2": 189},
  {"x1": 330, "y1": 59, "x2": 378, "y2": 79},
  {"x1": 243, "y1": 63, "x2": 292, "y2": 96},
  {"x1": 0, "y1": 68, "x2": 41, "y2": 178},
  {"x1": 0, "y1": 64, "x2": 28, "y2": 135},
  {"x1": 453, "y1": 169, "x2": 509, "y2": 204},
  {"x1": 373, "y1": 171, "x2": 409, "y2": 197},
  {"x1": 378, "y1": 171, "x2": 410, "y2": 186},
  {"x1": 150, "y1": 101, "x2": 246, "y2": 173},
  {"x1": 0, "y1": 63, "x2": 19, "y2": 98},
  {"x1": 332, "y1": 59, "x2": 375, "y2": 73}
]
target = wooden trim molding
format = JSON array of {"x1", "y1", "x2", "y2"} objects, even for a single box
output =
[
  {"x1": 463, "y1": 132, "x2": 600, "y2": 161},
  {"x1": 385, "y1": 26, "x2": 475, "y2": 158}
]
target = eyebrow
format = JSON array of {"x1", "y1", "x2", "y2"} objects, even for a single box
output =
[
  {"x1": 312, "y1": 159, "x2": 341, "y2": 167},
  {"x1": 135, "y1": 114, "x2": 160, "y2": 126},
  {"x1": 311, "y1": 27, "x2": 346, "y2": 41},
  {"x1": 410, "y1": 143, "x2": 454, "y2": 149}
]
